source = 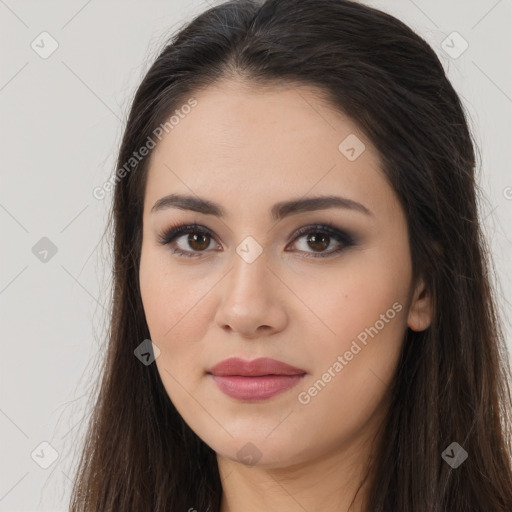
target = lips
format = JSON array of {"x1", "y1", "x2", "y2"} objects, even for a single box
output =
[
  {"x1": 207, "y1": 357, "x2": 307, "y2": 401},
  {"x1": 208, "y1": 357, "x2": 306, "y2": 377}
]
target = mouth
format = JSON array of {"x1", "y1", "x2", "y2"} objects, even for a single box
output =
[{"x1": 207, "y1": 357, "x2": 307, "y2": 401}]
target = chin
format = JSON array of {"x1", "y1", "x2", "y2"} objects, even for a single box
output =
[{"x1": 209, "y1": 433, "x2": 311, "y2": 469}]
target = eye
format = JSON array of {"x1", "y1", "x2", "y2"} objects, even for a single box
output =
[
  {"x1": 287, "y1": 224, "x2": 355, "y2": 258},
  {"x1": 156, "y1": 222, "x2": 356, "y2": 259},
  {"x1": 156, "y1": 223, "x2": 220, "y2": 258}
]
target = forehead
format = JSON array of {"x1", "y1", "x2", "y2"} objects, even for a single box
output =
[{"x1": 144, "y1": 80, "x2": 396, "y2": 221}]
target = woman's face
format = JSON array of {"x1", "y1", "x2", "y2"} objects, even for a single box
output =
[{"x1": 139, "y1": 80, "x2": 431, "y2": 468}]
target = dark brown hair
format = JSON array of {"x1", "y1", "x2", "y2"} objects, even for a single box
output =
[{"x1": 69, "y1": 0, "x2": 512, "y2": 510}]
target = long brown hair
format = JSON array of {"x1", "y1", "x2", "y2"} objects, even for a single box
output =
[{"x1": 69, "y1": 0, "x2": 512, "y2": 510}]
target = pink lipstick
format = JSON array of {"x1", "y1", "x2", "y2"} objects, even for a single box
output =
[{"x1": 208, "y1": 357, "x2": 306, "y2": 401}]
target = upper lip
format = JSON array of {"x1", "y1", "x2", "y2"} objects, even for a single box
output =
[{"x1": 208, "y1": 357, "x2": 306, "y2": 377}]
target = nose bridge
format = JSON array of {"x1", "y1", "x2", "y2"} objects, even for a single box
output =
[
  {"x1": 226, "y1": 239, "x2": 271, "y2": 304},
  {"x1": 214, "y1": 238, "x2": 288, "y2": 336}
]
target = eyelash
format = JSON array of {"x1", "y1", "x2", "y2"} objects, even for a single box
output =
[{"x1": 156, "y1": 222, "x2": 356, "y2": 259}]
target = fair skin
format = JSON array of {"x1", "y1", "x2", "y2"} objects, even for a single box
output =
[{"x1": 139, "y1": 79, "x2": 432, "y2": 512}]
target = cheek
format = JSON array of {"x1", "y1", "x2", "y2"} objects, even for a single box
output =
[
  {"x1": 298, "y1": 247, "x2": 410, "y2": 397},
  {"x1": 139, "y1": 246, "x2": 218, "y2": 390},
  {"x1": 140, "y1": 246, "x2": 207, "y2": 337},
  {"x1": 139, "y1": 250, "x2": 210, "y2": 417},
  {"x1": 304, "y1": 288, "x2": 407, "y2": 395},
  {"x1": 294, "y1": 275, "x2": 407, "y2": 451},
  {"x1": 301, "y1": 256, "x2": 409, "y2": 348}
]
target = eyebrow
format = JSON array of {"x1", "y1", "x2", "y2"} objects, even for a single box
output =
[{"x1": 150, "y1": 193, "x2": 373, "y2": 220}]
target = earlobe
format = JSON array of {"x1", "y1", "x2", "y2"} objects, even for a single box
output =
[{"x1": 407, "y1": 277, "x2": 433, "y2": 332}]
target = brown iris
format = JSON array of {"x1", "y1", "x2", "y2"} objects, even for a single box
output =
[
  {"x1": 306, "y1": 232, "x2": 330, "y2": 252},
  {"x1": 187, "y1": 232, "x2": 210, "y2": 251}
]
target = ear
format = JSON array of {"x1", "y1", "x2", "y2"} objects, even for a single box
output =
[{"x1": 407, "y1": 276, "x2": 433, "y2": 332}]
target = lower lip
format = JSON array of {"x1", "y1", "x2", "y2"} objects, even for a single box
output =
[{"x1": 210, "y1": 374, "x2": 306, "y2": 401}]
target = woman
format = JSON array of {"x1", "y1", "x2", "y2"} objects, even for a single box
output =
[{"x1": 69, "y1": 0, "x2": 512, "y2": 510}]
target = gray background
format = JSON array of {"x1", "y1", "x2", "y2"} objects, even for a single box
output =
[{"x1": 1, "y1": 0, "x2": 511, "y2": 510}]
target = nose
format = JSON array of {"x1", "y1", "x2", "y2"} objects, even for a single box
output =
[{"x1": 214, "y1": 248, "x2": 288, "y2": 339}]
